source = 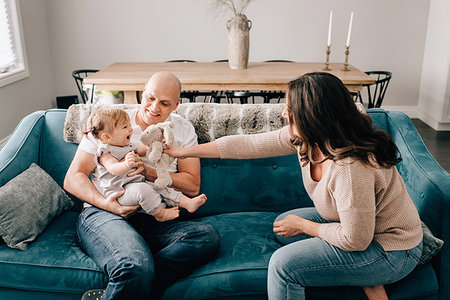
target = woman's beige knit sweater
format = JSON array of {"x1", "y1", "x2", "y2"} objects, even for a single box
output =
[{"x1": 215, "y1": 126, "x2": 423, "y2": 252}]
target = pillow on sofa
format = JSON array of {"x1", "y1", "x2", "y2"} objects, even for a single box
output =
[
  {"x1": 0, "y1": 163, "x2": 73, "y2": 250},
  {"x1": 419, "y1": 221, "x2": 444, "y2": 265}
]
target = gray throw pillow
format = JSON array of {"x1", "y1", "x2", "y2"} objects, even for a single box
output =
[
  {"x1": 0, "y1": 163, "x2": 73, "y2": 250},
  {"x1": 419, "y1": 221, "x2": 444, "y2": 265}
]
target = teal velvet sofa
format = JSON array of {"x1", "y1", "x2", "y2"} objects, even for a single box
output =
[{"x1": 0, "y1": 103, "x2": 448, "y2": 300}]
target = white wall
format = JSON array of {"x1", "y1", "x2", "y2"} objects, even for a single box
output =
[
  {"x1": 0, "y1": 0, "x2": 55, "y2": 139},
  {"x1": 0, "y1": 0, "x2": 432, "y2": 138},
  {"x1": 418, "y1": 0, "x2": 450, "y2": 130}
]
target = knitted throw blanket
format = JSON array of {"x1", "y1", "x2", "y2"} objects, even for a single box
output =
[{"x1": 64, "y1": 103, "x2": 287, "y2": 144}]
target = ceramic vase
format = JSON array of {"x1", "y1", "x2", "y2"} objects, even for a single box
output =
[{"x1": 227, "y1": 14, "x2": 252, "y2": 69}]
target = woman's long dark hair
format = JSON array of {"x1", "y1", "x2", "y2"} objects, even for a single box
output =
[{"x1": 286, "y1": 72, "x2": 401, "y2": 168}]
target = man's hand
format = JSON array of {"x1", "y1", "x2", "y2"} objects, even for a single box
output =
[{"x1": 104, "y1": 190, "x2": 140, "y2": 218}]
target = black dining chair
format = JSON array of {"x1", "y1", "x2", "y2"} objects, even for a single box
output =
[
  {"x1": 213, "y1": 59, "x2": 262, "y2": 104},
  {"x1": 260, "y1": 60, "x2": 294, "y2": 103},
  {"x1": 72, "y1": 69, "x2": 99, "y2": 103},
  {"x1": 208, "y1": 60, "x2": 232, "y2": 103},
  {"x1": 225, "y1": 90, "x2": 258, "y2": 104},
  {"x1": 166, "y1": 60, "x2": 213, "y2": 103},
  {"x1": 356, "y1": 71, "x2": 392, "y2": 108}
]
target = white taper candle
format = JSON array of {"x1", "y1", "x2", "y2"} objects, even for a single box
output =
[
  {"x1": 327, "y1": 11, "x2": 333, "y2": 46},
  {"x1": 346, "y1": 12, "x2": 354, "y2": 47}
]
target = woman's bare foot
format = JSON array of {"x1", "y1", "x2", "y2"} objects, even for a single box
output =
[
  {"x1": 179, "y1": 194, "x2": 207, "y2": 213},
  {"x1": 362, "y1": 285, "x2": 388, "y2": 300},
  {"x1": 152, "y1": 205, "x2": 179, "y2": 222}
]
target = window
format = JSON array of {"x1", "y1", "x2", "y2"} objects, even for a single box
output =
[{"x1": 0, "y1": 0, "x2": 28, "y2": 88}]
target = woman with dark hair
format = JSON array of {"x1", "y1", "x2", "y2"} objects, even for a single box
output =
[{"x1": 165, "y1": 72, "x2": 423, "y2": 300}]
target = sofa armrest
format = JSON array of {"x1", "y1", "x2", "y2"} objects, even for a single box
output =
[
  {"x1": 384, "y1": 110, "x2": 450, "y2": 299},
  {"x1": 0, "y1": 111, "x2": 46, "y2": 186}
]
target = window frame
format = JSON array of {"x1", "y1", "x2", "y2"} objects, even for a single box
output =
[{"x1": 0, "y1": 0, "x2": 29, "y2": 88}]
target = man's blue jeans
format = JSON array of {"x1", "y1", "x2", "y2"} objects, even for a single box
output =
[
  {"x1": 268, "y1": 207, "x2": 423, "y2": 300},
  {"x1": 77, "y1": 206, "x2": 220, "y2": 299}
]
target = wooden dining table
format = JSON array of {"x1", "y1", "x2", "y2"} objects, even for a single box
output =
[{"x1": 84, "y1": 62, "x2": 375, "y2": 104}]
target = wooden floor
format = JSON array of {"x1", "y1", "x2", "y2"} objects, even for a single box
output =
[{"x1": 412, "y1": 119, "x2": 450, "y2": 173}]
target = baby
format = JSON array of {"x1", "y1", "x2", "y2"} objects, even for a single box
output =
[{"x1": 84, "y1": 107, "x2": 206, "y2": 221}]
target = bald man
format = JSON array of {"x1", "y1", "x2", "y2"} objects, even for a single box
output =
[{"x1": 64, "y1": 72, "x2": 220, "y2": 300}]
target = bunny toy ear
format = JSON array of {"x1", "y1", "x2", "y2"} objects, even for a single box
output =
[
  {"x1": 157, "y1": 121, "x2": 172, "y2": 130},
  {"x1": 163, "y1": 125, "x2": 174, "y2": 145},
  {"x1": 162, "y1": 121, "x2": 173, "y2": 128},
  {"x1": 157, "y1": 121, "x2": 174, "y2": 144}
]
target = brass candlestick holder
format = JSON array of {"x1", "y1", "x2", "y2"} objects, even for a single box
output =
[
  {"x1": 323, "y1": 45, "x2": 331, "y2": 70},
  {"x1": 343, "y1": 45, "x2": 350, "y2": 71}
]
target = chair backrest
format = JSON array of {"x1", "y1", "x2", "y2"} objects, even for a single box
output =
[
  {"x1": 260, "y1": 60, "x2": 293, "y2": 103},
  {"x1": 71, "y1": 69, "x2": 99, "y2": 104},
  {"x1": 360, "y1": 71, "x2": 392, "y2": 108},
  {"x1": 166, "y1": 60, "x2": 196, "y2": 63},
  {"x1": 264, "y1": 60, "x2": 294, "y2": 63}
]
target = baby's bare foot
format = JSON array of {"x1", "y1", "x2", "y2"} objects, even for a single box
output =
[
  {"x1": 179, "y1": 194, "x2": 207, "y2": 213},
  {"x1": 152, "y1": 206, "x2": 179, "y2": 222}
]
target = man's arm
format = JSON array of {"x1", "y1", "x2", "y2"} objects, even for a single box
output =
[
  {"x1": 64, "y1": 149, "x2": 139, "y2": 218},
  {"x1": 143, "y1": 157, "x2": 201, "y2": 197}
]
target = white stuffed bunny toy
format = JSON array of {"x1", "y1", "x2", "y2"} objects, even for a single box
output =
[{"x1": 140, "y1": 121, "x2": 175, "y2": 190}]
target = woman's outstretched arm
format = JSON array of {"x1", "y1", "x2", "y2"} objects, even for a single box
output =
[{"x1": 164, "y1": 141, "x2": 220, "y2": 159}]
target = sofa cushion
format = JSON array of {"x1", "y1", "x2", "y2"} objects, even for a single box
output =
[
  {"x1": 0, "y1": 211, "x2": 107, "y2": 294},
  {"x1": 163, "y1": 212, "x2": 439, "y2": 300},
  {"x1": 0, "y1": 163, "x2": 73, "y2": 250},
  {"x1": 162, "y1": 211, "x2": 281, "y2": 299}
]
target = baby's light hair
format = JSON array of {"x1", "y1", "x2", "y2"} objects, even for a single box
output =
[{"x1": 83, "y1": 108, "x2": 130, "y2": 140}]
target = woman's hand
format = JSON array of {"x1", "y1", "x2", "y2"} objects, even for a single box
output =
[
  {"x1": 164, "y1": 144, "x2": 188, "y2": 158},
  {"x1": 273, "y1": 215, "x2": 305, "y2": 238},
  {"x1": 273, "y1": 215, "x2": 320, "y2": 238}
]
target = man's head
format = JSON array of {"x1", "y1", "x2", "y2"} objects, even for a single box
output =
[{"x1": 138, "y1": 71, "x2": 182, "y2": 127}]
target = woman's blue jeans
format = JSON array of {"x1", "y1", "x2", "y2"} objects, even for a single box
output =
[
  {"x1": 267, "y1": 207, "x2": 422, "y2": 300},
  {"x1": 77, "y1": 206, "x2": 220, "y2": 300}
]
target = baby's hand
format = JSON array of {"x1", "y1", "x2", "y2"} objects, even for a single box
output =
[
  {"x1": 125, "y1": 151, "x2": 140, "y2": 168},
  {"x1": 128, "y1": 160, "x2": 144, "y2": 177}
]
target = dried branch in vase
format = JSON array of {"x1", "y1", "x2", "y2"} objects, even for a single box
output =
[{"x1": 209, "y1": 0, "x2": 256, "y2": 16}]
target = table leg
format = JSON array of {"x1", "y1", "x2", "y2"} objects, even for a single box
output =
[{"x1": 124, "y1": 91, "x2": 138, "y2": 104}]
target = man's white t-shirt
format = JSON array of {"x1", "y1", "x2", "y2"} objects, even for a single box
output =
[{"x1": 79, "y1": 109, "x2": 198, "y2": 173}]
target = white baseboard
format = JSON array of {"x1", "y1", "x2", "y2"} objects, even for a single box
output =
[
  {"x1": 381, "y1": 106, "x2": 450, "y2": 131},
  {"x1": 417, "y1": 112, "x2": 450, "y2": 131}
]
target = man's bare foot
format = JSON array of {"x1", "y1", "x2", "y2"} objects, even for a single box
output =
[
  {"x1": 179, "y1": 194, "x2": 207, "y2": 213},
  {"x1": 362, "y1": 285, "x2": 388, "y2": 300},
  {"x1": 152, "y1": 205, "x2": 179, "y2": 222}
]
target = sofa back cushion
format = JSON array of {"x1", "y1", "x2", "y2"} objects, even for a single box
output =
[{"x1": 193, "y1": 156, "x2": 313, "y2": 217}]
